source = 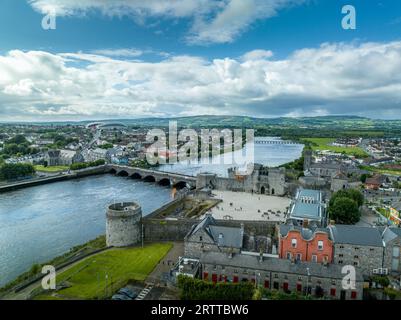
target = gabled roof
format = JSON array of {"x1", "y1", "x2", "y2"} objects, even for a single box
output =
[
  {"x1": 329, "y1": 225, "x2": 383, "y2": 247},
  {"x1": 186, "y1": 215, "x2": 242, "y2": 248},
  {"x1": 279, "y1": 222, "x2": 330, "y2": 241},
  {"x1": 209, "y1": 225, "x2": 242, "y2": 248},
  {"x1": 382, "y1": 227, "x2": 401, "y2": 244}
]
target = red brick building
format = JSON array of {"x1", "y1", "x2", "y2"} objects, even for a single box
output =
[{"x1": 279, "y1": 222, "x2": 333, "y2": 264}]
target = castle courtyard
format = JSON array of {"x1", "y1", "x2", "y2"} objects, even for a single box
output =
[{"x1": 208, "y1": 190, "x2": 291, "y2": 222}]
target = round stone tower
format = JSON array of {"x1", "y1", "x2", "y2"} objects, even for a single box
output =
[{"x1": 106, "y1": 202, "x2": 142, "y2": 247}]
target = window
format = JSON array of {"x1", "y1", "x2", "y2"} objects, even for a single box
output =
[
  {"x1": 291, "y1": 239, "x2": 297, "y2": 248},
  {"x1": 296, "y1": 284, "x2": 302, "y2": 292},
  {"x1": 354, "y1": 255, "x2": 359, "y2": 259},
  {"x1": 273, "y1": 282, "x2": 279, "y2": 290},
  {"x1": 274, "y1": 274, "x2": 279, "y2": 279},
  {"x1": 312, "y1": 255, "x2": 317, "y2": 263},
  {"x1": 213, "y1": 265, "x2": 217, "y2": 270},
  {"x1": 199, "y1": 236, "x2": 203, "y2": 241},
  {"x1": 243, "y1": 269, "x2": 248, "y2": 274},
  {"x1": 370, "y1": 248, "x2": 375, "y2": 252},
  {"x1": 286, "y1": 252, "x2": 292, "y2": 260},
  {"x1": 331, "y1": 280, "x2": 336, "y2": 285},
  {"x1": 330, "y1": 288, "x2": 336, "y2": 297},
  {"x1": 264, "y1": 280, "x2": 270, "y2": 288},
  {"x1": 351, "y1": 291, "x2": 357, "y2": 299},
  {"x1": 339, "y1": 254, "x2": 344, "y2": 258},
  {"x1": 353, "y1": 261, "x2": 359, "y2": 266},
  {"x1": 298, "y1": 276, "x2": 302, "y2": 281},
  {"x1": 338, "y1": 260, "x2": 343, "y2": 264},
  {"x1": 296, "y1": 253, "x2": 302, "y2": 261},
  {"x1": 340, "y1": 245, "x2": 344, "y2": 249},
  {"x1": 354, "y1": 247, "x2": 359, "y2": 251},
  {"x1": 318, "y1": 241, "x2": 324, "y2": 251}
]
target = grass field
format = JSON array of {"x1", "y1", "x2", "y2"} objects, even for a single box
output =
[
  {"x1": 34, "y1": 165, "x2": 69, "y2": 172},
  {"x1": 34, "y1": 243, "x2": 172, "y2": 300},
  {"x1": 360, "y1": 165, "x2": 401, "y2": 176},
  {"x1": 302, "y1": 138, "x2": 368, "y2": 158}
]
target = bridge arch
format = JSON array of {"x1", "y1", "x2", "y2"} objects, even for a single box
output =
[
  {"x1": 109, "y1": 168, "x2": 117, "y2": 175},
  {"x1": 173, "y1": 181, "x2": 189, "y2": 190},
  {"x1": 158, "y1": 178, "x2": 172, "y2": 187},
  {"x1": 143, "y1": 175, "x2": 156, "y2": 183},
  {"x1": 117, "y1": 170, "x2": 129, "y2": 177},
  {"x1": 131, "y1": 172, "x2": 142, "y2": 179}
]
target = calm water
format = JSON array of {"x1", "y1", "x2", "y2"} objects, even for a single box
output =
[
  {"x1": 0, "y1": 138, "x2": 303, "y2": 286},
  {"x1": 0, "y1": 175, "x2": 173, "y2": 286},
  {"x1": 158, "y1": 137, "x2": 304, "y2": 176}
]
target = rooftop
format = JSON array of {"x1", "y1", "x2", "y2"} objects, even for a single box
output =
[
  {"x1": 200, "y1": 251, "x2": 363, "y2": 281},
  {"x1": 329, "y1": 225, "x2": 383, "y2": 247}
]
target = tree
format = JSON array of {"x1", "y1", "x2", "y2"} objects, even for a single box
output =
[
  {"x1": 0, "y1": 163, "x2": 35, "y2": 181},
  {"x1": 329, "y1": 189, "x2": 364, "y2": 208},
  {"x1": 329, "y1": 197, "x2": 361, "y2": 224}
]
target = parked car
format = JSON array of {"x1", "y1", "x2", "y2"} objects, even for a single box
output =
[
  {"x1": 111, "y1": 294, "x2": 131, "y2": 301},
  {"x1": 118, "y1": 287, "x2": 137, "y2": 299}
]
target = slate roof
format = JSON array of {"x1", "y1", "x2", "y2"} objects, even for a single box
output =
[
  {"x1": 279, "y1": 222, "x2": 331, "y2": 241},
  {"x1": 186, "y1": 215, "x2": 243, "y2": 249},
  {"x1": 209, "y1": 225, "x2": 243, "y2": 248},
  {"x1": 382, "y1": 227, "x2": 401, "y2": 244},
  {"x1": 200, "y1": 252, "x2": 364, "y2": 281},
  {"x1": 329, "y1": 225, "x2": 383, "y2": 247}
]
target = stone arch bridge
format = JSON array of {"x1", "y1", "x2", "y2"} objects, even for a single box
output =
[{"x1": 107, "y1": 165, "x2": 197, "y2": 189}]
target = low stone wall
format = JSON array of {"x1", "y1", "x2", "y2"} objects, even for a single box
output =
[
  {"x1": 143, "y1": 218, "x2": 196, "y2": 242},
  {"x1": 0, "y1": 165, "x2": 108, "y2": 193}
]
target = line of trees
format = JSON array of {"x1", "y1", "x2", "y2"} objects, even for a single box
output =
[
  {"x1": 0, "y1": 163, "x2": 36, "y2": 181},
  {"x1": 70, "y1": 159, "x2": 105, "y2": 170},
  {"x1": 177, "y1": 275, "x2": 254, "y2": 300}
]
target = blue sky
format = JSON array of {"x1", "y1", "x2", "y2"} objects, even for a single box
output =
[{"x1": 0, "y1": 0, "x2": 401, "y2": 120}]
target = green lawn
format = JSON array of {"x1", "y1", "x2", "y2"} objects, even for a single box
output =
[
  {"x1": 34, "y1": 243, "x2": 172, "y2": 300},
  {"x1": 302, "y1": 138, "x2": 368, "y2": 158},
  {"x1": 34, "y1": 165, "x2": 69, "y2": 172}
]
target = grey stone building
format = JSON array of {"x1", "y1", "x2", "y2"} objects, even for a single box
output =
[
  {"x1": 45, "y1": 149, "x2": 84, "y2": 166},
  {"x1": 382, "y1": 227, "x2": 401, "y2": 275},
  {"x1": 329, "y1": 225, "x2": 384, "y2": 277},
  {"x1": 184, "y1": 214, "x2": 243, "y2": 259},
  {"x1": 196, "y1": 164, "x2": 287, "y2": 196},
  {"x1": 330, "y1": 172, "x2": 349, "y2": 192},
  {"x1": 200, "y1": 251, "x2": 364, "y2": 300}
]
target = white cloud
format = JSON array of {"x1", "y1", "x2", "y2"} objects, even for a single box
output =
[
  {"x1": 1, "y1": 41, "x2": 401, "y2": 121},
  {"x1": 27, "y1": 0, "x2": 306, "y2": 44}
]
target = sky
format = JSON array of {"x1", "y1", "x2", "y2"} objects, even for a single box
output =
[{"x1": 0, "y1": 0, "x2": 401, "y2": 121}]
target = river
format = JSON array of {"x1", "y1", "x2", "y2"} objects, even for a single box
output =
[{"x1": 0, "y1": 138, "x2": 303, "y2": 287}]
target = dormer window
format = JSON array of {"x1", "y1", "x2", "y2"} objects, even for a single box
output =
[
  {"x1": 291, "y1": 239, "x2": 297, "y2": 248},
  {"x1": 318, "y1": 241, "x2": 324, "y2": 251},
  {"x1": 199, "y1": 236, "x2": 203, "y2": 242}
]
